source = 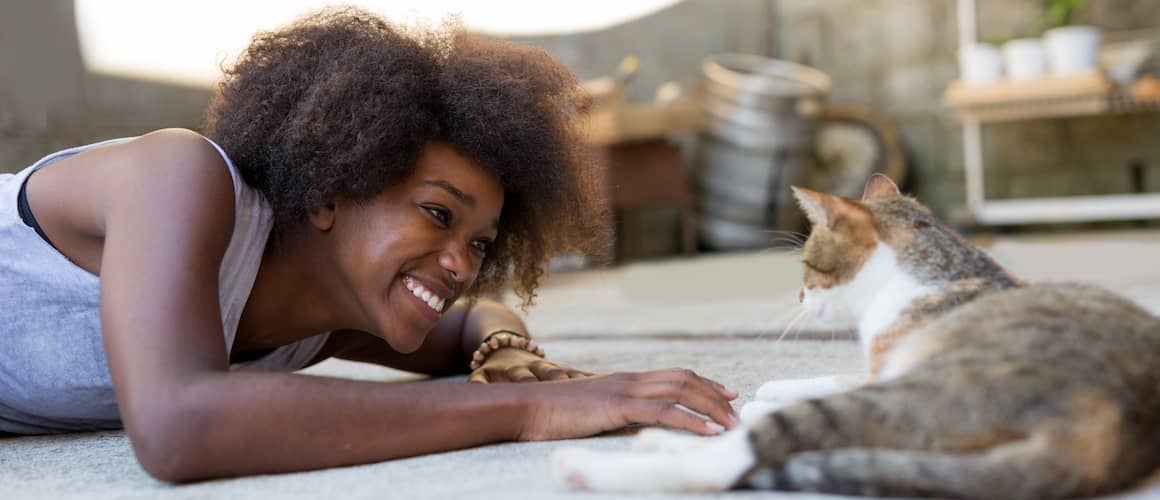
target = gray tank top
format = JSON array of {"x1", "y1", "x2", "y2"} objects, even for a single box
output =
[{"x1": 0, "y1": 136, "x2": 330, "y2": 434}]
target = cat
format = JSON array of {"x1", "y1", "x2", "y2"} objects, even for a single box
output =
[{"x1": 551, "y1": 174, "x2": 1160, "y2": 499}]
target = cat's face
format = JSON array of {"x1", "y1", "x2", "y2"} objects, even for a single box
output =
[{"x1": 793, "y1": 175, "x2": 900, "y2": 323}]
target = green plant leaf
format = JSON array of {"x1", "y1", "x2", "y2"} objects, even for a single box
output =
[{"x1": 1042, "y1": 0, "x2": 1088, "y2": 28}]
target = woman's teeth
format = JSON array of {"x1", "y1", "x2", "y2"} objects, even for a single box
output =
[{"x1": 405, "y1": 277, "x2": 445, "y2": 313}]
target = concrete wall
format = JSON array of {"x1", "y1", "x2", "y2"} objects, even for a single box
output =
[
  {"x1": 5, "y1": 0, "x2": 1158, "y2": 258},
  {"x1": 0, "y1": 1, "x2": 212, "y2": 173}
]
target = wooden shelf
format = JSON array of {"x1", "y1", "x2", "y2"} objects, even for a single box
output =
[{"x1": 944, "y1": 72, "x2": 1115, "y2": 122}]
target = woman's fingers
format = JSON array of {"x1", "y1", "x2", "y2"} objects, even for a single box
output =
[
  {"x1": 628, "y1": 380, "x2": 738, "y2": 430},
  {"x1": 627, "y1": 400, "x2": 724, "y2": 436},
  {"x1": 633, "y1": 370, "x2": 739, "y2": 424},
  {"x1": 467, "y1": 370, "x2": 490, "y2": 384},
  {"x1": 506, "y1": 366, "x2": 539, "y2": 383},
  {"x1": 647, "y1": 368, "x2": 737, "y2": 400},
  {"x1": 707, "y1": 378, "x2": 739, "y2": 400},
  {"x1": 566, "y1": 369, "x2": 594, "y2": 379},
  {"x1": 529, "y1": 362, "x2": 570, "y2": 381}
]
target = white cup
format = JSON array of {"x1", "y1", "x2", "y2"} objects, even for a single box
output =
[
  {"x1": 959, "y1": 43, "x2": 1003, "y2": 84},
  {"x1": 1044, "y1": 26, "x2": 1101, "y2": 77},
  {"x1": 1002, "y1": 38, "x2": 1047, "y2": 81}
]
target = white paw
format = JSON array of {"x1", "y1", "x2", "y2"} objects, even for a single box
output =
[
  {"x1": 550, "y1": 446, "x2": 600, "y2": 490},
  {"x1": 550, "y1": 446, "x2": 669, "y2": 492},
  {"x1": 755, "y1": 378, "x2": 818, "y2": 402},
  {"x1": 739, "y1": 400, "x2": 785, "y2": 424},
  {"x1": 754, "y1": 375, "x2": 858, "y2": 403},
  {"x1": 550, "y1": 431, "x2": 755, "y2": 493},
  {"x1": 631, "y1": 428, "x2": 708, "y2": 453}
]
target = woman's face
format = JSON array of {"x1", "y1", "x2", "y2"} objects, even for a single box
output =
[{"x1": 325, "y1": 142, "x2": 503, "y2": 353}]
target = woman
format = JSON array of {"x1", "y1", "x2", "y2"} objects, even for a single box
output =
[{"x1": 0, "y1": 7, "x2": 738, "y2": 482}]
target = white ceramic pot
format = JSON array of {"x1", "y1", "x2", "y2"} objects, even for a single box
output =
[
  {"x1": 1044, "y1": 25, "x2": 1101, "y2": 77},
  {"x1": 1002, "y1": 38, "x2": 1047, "y2": 81},
  {"x1": 959, "y1": 43, "x2": 1002, "y2": 84}
]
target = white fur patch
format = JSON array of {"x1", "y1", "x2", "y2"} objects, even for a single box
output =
[
  {"x1": 800, "y1": 243, "x2": 935, "y2": 367},
  {"x1": 551, "y1": 429, "x2": 756, "y2": 492},
  {"x1": 742, "y1": 374, "x2": 867, "y2": 423}
]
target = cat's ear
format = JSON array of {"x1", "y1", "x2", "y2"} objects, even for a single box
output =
[
  {"x1": 793, "y1": 186, "x2": 869, "y2": 228},
  {"x1": 792, "y1": 186, "x2": 839, "y2": 227},
  {"x1": 862, "y1": 173, "x2": 900, "y2": 201}
]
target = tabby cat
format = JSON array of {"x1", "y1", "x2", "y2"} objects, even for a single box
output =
[{"x1": 551, "y1": 174, "x2": 1160, "y2": 499}]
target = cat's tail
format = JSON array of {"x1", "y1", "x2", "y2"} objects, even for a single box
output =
[{"x1": 749, "y1": 433, "x2": 1150, "y2": 500}]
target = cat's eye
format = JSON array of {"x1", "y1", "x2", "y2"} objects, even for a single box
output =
[{"x1": 801, "y1": 259, "x2": 832, "y2": 273}]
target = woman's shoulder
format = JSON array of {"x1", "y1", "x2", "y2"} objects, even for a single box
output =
[
  {"x1": 127, "y1": 128, "x2": 229, "y2": 172},
  {"x1": 18, "y1": 128, "x2": 239, "y2": 276},
  {"x1": 87, "y1": 129, "x2": 238, "y2": 243}
]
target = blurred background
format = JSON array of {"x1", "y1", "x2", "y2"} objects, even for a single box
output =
[{"x1": 3, "y1": 0, "x2": 1159, "y2": 263}]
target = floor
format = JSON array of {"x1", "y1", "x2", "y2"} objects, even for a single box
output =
[{"x1": 3, "y1": 229, "x2": 1160, "y2": 499}]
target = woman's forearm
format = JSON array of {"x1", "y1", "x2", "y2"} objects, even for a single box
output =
[
  {"x1": 130, "y1": 371, "x2": 529, "y2": 482},
  {"x1": 331, "y1": 299, "x2": 530, "y2": 375},
  {"x1": 458, "y1": 299, "x2": 530, "y2": 365}
]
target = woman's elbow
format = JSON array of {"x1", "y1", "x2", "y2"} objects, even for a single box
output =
[{"x1": 124, "y1": 402, "x2": 215, "y2": 482}]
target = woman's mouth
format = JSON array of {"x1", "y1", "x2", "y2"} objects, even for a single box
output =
[{"x1": 403, "y1": 275, "x2": 447, "y2": 315}]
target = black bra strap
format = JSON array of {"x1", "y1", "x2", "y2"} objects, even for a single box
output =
[{"x1": 17, "y1": 174, "x2": 58, "y2": 250}]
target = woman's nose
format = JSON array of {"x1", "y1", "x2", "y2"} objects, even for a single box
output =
[{"x1": 438, "y1": 242, "x2": 474, "y2": 283}]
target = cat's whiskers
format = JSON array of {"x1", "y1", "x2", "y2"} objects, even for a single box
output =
[
  {"x1": 759, "y1": 229, "x2": 808, "y2": 250},
  {"x1": 775, "y1": 309, "x2": 807, "y2": 345},
  {"x1": 755, "y1": 305, "x2": 802, "y2": 340}
]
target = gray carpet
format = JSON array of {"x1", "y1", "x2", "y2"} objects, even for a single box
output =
[
  {"x1": 5, "y1": 230, "x2": 1160, "y2": 499},
  {"x1": 4, "y1": 339, "x2": 861, "y2": 500}
]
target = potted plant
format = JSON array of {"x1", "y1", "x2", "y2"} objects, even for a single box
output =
[
  {"x1": 1001, "y1": 35, "x2": 1047, "y2": 81},
  {"x1": 1042, "y1": 0, "x2": 1100, "y2": 77},
  {"x1": 960, "y1": 41, "x2": 1003, "y2": 84}
]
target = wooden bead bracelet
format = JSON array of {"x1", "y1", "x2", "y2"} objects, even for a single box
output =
[{"x1": 468, "y1": 330, "x2": 545, "y2": 371}]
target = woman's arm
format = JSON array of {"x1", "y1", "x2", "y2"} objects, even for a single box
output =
[
  {"x1": 321, "y1": 299, "x2": 591, "y2": 382},
  {"x1": 319, "y1": 299, "x2": 521, "y2": 375},
  {"x1": 98, "y1": 130, "x2": 737, "y2": 482},
  {"x1": 96, "y1": 130, "x2": 532, "y2": 480}
]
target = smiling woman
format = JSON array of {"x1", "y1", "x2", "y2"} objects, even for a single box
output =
[{"x1": 0, "y1": 6, "x2": 739, "y2": 482}]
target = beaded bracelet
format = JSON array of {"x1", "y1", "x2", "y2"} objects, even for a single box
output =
[{"x1": 468, "y1": 329, "x2": 545, "y2": 370}]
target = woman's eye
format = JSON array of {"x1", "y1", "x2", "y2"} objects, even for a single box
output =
[
  {"x1": 471, "y1": 239, "x2": 491, "y2": 253},
  {"x1": 424, "y1": 206, "x2": 450, "y2": 226}
]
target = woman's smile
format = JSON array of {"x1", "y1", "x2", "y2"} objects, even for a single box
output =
[{"x1": 402, "y1": 274, "x2": 450, "y2": 322}]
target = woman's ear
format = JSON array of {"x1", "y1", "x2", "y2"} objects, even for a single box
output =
[{"x1": 308, "y1": 201, "x2": 337, "y2": 232}]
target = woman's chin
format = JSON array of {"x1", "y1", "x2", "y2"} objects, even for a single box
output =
[{"x1": 381, "y1": 330, "x2": 427, "y2": 354}]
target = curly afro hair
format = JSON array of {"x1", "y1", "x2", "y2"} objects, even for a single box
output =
[{"x1": 203, "y1": 7, "x2": 608, "y2": 306}]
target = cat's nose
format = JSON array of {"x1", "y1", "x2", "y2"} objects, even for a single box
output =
[{"x1": 798, "y1": 288, "x2": 804, "y2": 303}]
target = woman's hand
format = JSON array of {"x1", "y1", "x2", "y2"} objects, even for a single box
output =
[
  {"x1": 514, "y1": 369, "x2": 741, "y2": 441},
  {"x1": 468, "y1": 348, "x2": 592, "y2": 383}
]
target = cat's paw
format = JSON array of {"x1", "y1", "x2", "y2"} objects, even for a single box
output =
[
  {"x1": 755, "y1": 378, "x2": 819, "y2": 402},
  {"x1": 632, "y1": 428, "x2": 709, "y2": 453},
  {"x1": 551, "y1": 446, "x2": 599, "y2": 490},
  {"x1": 551, "y1": 431, "x2": 755, "y2": 493},
  {"x1": 754, "y1": 375, "x2": 859, "y2": 403},
  {"x1": 551, "y1": 446, "x2": 667, "y2": 492},
  {"x1": 739, "y1": 400, "x2": 785, "y2": 423}
]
